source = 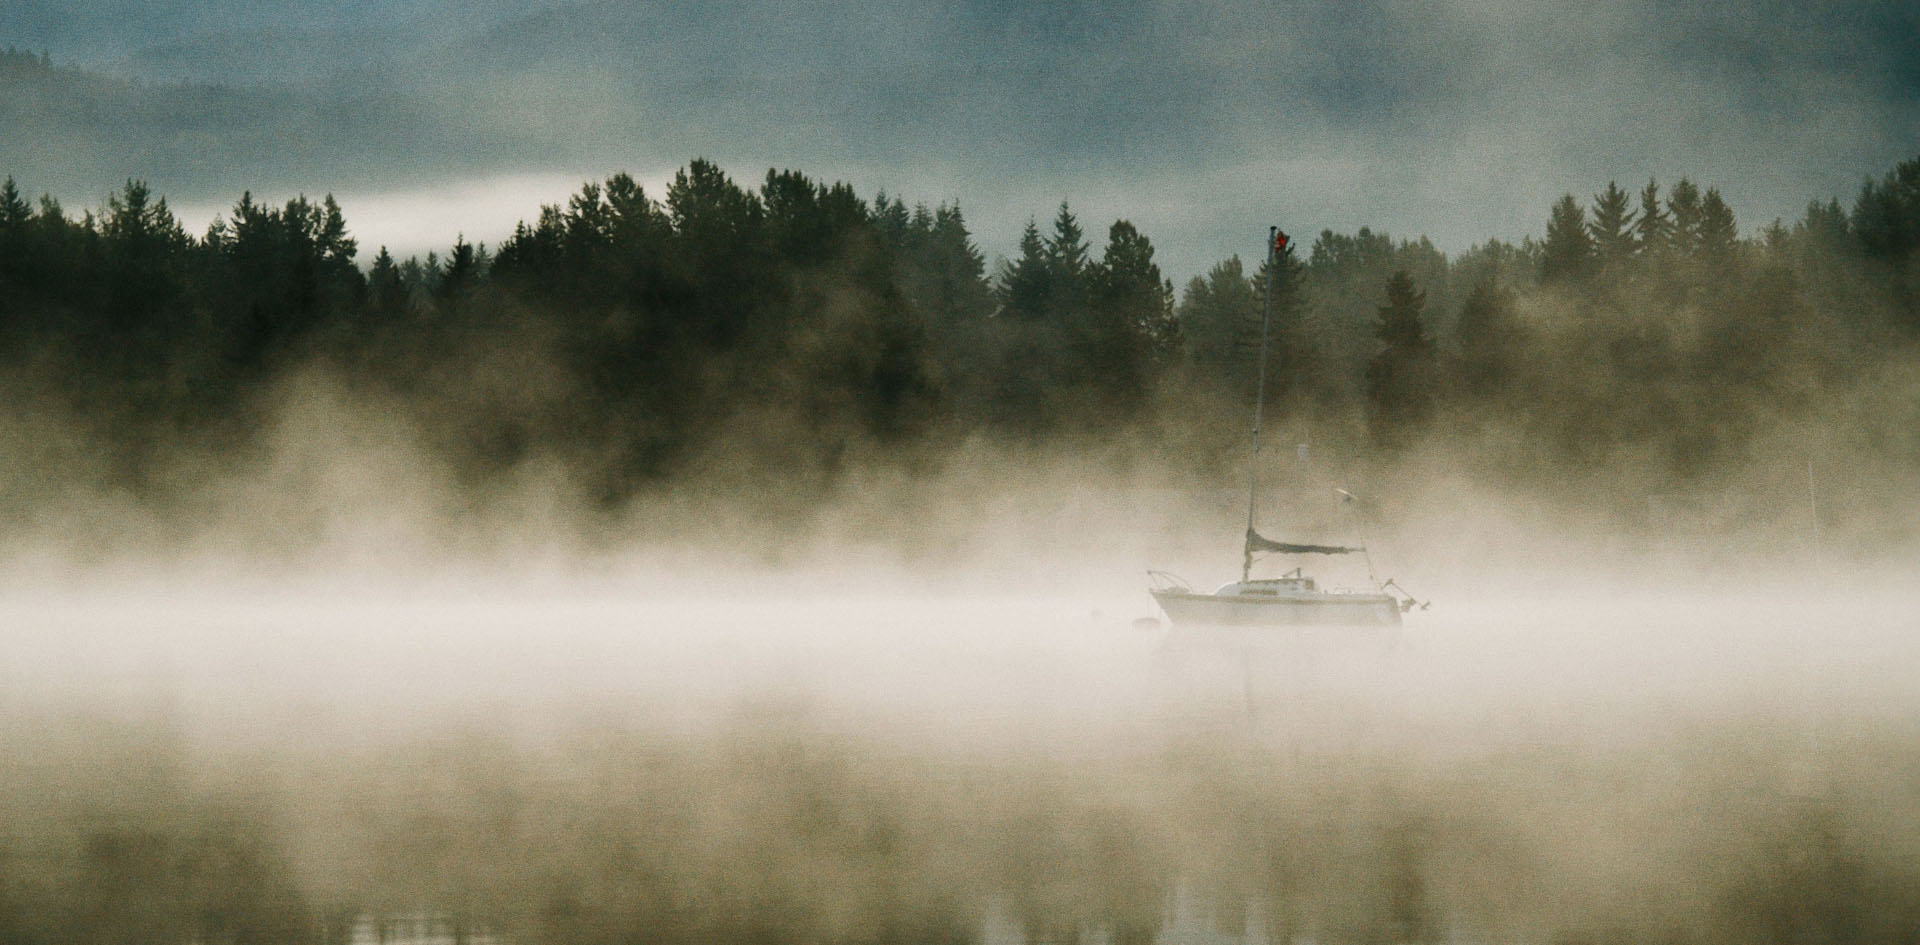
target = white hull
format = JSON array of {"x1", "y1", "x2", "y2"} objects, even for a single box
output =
[{"x1": 1152, "y1": 589, "x2": 1401, "y2": 627}]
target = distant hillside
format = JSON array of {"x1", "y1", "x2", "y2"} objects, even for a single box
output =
[
  {"x1": 0, "y1": 0, "x2": 1259, "y2": 202},
  {"x1": 112, "y1": 26, "x2": 414, "y2": 84}
]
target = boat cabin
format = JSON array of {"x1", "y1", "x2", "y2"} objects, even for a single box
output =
[{"x1": 1215, "y1": 569, "x2": 1316, "y2": 597}]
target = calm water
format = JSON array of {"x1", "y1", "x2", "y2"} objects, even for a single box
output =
[{"x1": 5, "y1": 581, "x2": 1918, "y2": 944}]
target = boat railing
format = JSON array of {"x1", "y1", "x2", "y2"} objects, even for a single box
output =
[
  {"x1": 1381, "y1": 577, "x2": 1431, "y2": 611},
  {"x1": 1145, "y1": 570, "x2": 1191, "y2": 593}
]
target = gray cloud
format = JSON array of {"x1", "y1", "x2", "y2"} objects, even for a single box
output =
[{"x1": 1, "y1": 0, "x2": 1913, "y2": 279}]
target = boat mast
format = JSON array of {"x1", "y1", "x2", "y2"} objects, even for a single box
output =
[{"x1": 1244, "y1": 226, "x2": 1279, "y2": 583}]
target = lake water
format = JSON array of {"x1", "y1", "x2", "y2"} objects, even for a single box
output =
[{"x1": 4, "y1": 578, "x2": 1917, "y2": 944}]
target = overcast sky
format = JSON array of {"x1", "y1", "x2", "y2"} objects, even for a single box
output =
[{"x1": 3, "y1": 0, "x2": 1915, "y2": 282}]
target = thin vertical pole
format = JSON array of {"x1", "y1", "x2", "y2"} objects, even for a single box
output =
[
  {"x1": 1808, "y1": 452, "x2": 1822, "y2": 573},
  {"x1": 1244, "y1": 227, "x2": 1277, "y2": 583}
]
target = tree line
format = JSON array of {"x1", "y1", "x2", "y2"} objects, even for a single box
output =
[{"x1": 2, "y1": 154, "x2": 1917, "y2": 519}]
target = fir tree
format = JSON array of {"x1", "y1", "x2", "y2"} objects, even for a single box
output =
[
  {"x1": 1364, "y1": 270, "x2": 1436, "y2": 447},
  {"x1": 1045, "y1": 203, "x2": 1090, "y2": 277},
  {"x1": 1634, "y1": 178, "x2": 1670, "y2": 257},
  {"x1": 1177, "y1": 255, "x2": 1258, "y2": 374},
  {"x1": 1852, "y1": 155, "x2": 1920, "y2": 329},
  {"x1": 997, "y1": 220, "x2": 1051, "y2": 322},
  {"x1": 872, "y1": 191, "x2": 912, "y2": 246},
  {"x1": 1698, "y1": 188, "x2": 1738, "y2": 264},
  {"x1": 762, "y1": 169, "x2": 868, "y2": 266},
  {"x1": 1252, "y1": 239, "x2": 1312, "y2": 405},
  {"x1": 1451, "y1": 278, "x2": 1523, "y2": 399},
  {"x1": 1540, "y1": 194, "x2": 1592, "y2": 283},
  {"x1": 923, "y1": 203, "x2": 993, "y2": 325},
  {"x1": 1589, "y1": 181, "x2": 1637, "y2": 269},
  {"x1": 367, "y1": 246, "x2": 407, "y2": 319},
  {"x1": 439, "y1": 236, "x2": 481, "y2": 305},
  {"x1": 316, "y1": 195, "x2": 356, "y2": 268},
  {"x1": 102, "y1": 179, "x2": 186, "y2": 253},
  {"x1": 1668, "y1": 178, "x2": 1703, "y2": 257},
  {"x1": 666, "y1": 160, "x2": 764, "y2": 255},
  {"x1": 1043, "y1": 202, "x2": 1091, "y2": 326},
  {"x1": 605, "y1": 173, "x2": 668, "y2": 257},
  {"x1": 0, "y1": 177, "x2": 30, "y2": 228},
  {"x1": 665, "y1": 159, "x2": 765, "y2": 347},
  {"x1": 1089, "y1": 219, "x2": 1176, "y2": 403},
  {"x1": 1853, "y1": 155, "x2": 1920, "y2": 263},
  {"x1": 565, "y1": 180, "x2": 614, "y2": 254},
  {"x1": 0, "y1": 178, "x2": 32, "y2": 308},
  {"x1": 1800, "y1": 199, "x2": 1850, "y2": 250},
  {"x1": 100, "y1": 179, "x2": 191, "y2": 352}
]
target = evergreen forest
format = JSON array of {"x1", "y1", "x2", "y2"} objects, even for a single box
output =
[{"x1": 4, "y1": 147, "x2": 1919, "y2": 551}]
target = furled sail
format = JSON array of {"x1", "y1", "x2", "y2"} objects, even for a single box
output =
[{"x1": 1245, "y1": 528, "x2": 1359, "y2": 555}]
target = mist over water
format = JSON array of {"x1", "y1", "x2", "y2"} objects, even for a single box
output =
[
  {"x1": 5, "y1": 0, "x2": 1919, "y2": 936},
  {"x1": 6, "y1": 550, "x2": 1918, "y2": 944}
]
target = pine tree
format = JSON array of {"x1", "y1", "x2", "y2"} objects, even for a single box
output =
[
  {"x1": 1176, "y1": 255, "x2": 1258, "y2": 375},
  {"x1": 1373, "y1": 272, "x2": 1431, "y2": 355},
  {"x1": 1043, "y1": 202, "x2": 1091, "y2": 326},
  {"x1": 439, "y1": 236, "x2": 481, "y2": 306},
  {"x1": 0, "y1": 177, "x2": 29, "y2": 228},
  {"x1": 988, "y1": 208, "x2": 1092, "y2": 429},
  {"x1": 1045, "y1": 203, "x2": 1089, "y2": 276},
  {"x1": 1540, "y1": 194, "x2": 1592, "y2": 283},
  {"x1": 1698, "y1": 188, "x2": 1738, "y2": 264},
  {"x1": 1668, "y1": 178, "x2": 1703, "y2": 257},
  {"x1": 1588, "y1": 181, "x2": 1637, "y2": 269},
  {"x1": 211, "y1": 192, "x2": 367, "y2": 360},
  {"x1": 666, "y1": 159, "x2": 766, "y2": 347},
  {"x1": 1852, "y1": 155, "x2": 1920, "y2": 263},
  {"x1": 1088, "y1": 219, "x2": 1176, "y2": 404},
  {"x1": 367, "y1": 247, "x2": 407, "y2": 318},
  {"x1": 1251, "y1": 240, "x2": 1312, "y2": 405},
  {"x1": 100, "y1": 178, "x2": 191, "y2": 357},
  {"x1": 923, "y1": 203, "x2": 993, "y2": 325},
  {"x1": 0, "y1": 178, "x2": 31, "y2": 310},
  {"x1": 997, "y1": 219, "x2": 1051, "y2": 322},
  {"x1": 605, "y1": 172, "x2": 668, "y2": 257},
  {"x1": 564, "y1": 180, "x2": 615, "y2": 258},
  {"x1": 666, "y1": 160, "x2": 764, "y2": 271},
  {"x1": 1852, "y1": 155, "x2": 1920, "y2": 329},
  {"x1": 1452, "y1": 278, "x2": 1523, "y2": 399},
  {"x1": 1364, "y1": 270, "x2": 1436, "y2": 446},
  {"x1": 1634, "y1": 178, "x2": 1670, "y2": 258},
  {"x1": 102, "y1": 179, "x2": 186, "y2": 253},
  {"x1": 0, "y1": 178, "x2": 35, "y2": 305},
  {"x1": 1800, "y1": 199, "x2": 1850, "y2": 250},
  {"x1": 316, "y1": 195, "x2": 356, "y2": 268},
  {"x1": 872, "y1": 192, "x2": 912, "y2": 247}
]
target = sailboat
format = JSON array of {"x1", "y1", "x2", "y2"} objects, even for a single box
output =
[{"x1": 1149, "y1": 227, "x2": 1412, "y2": 628}]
